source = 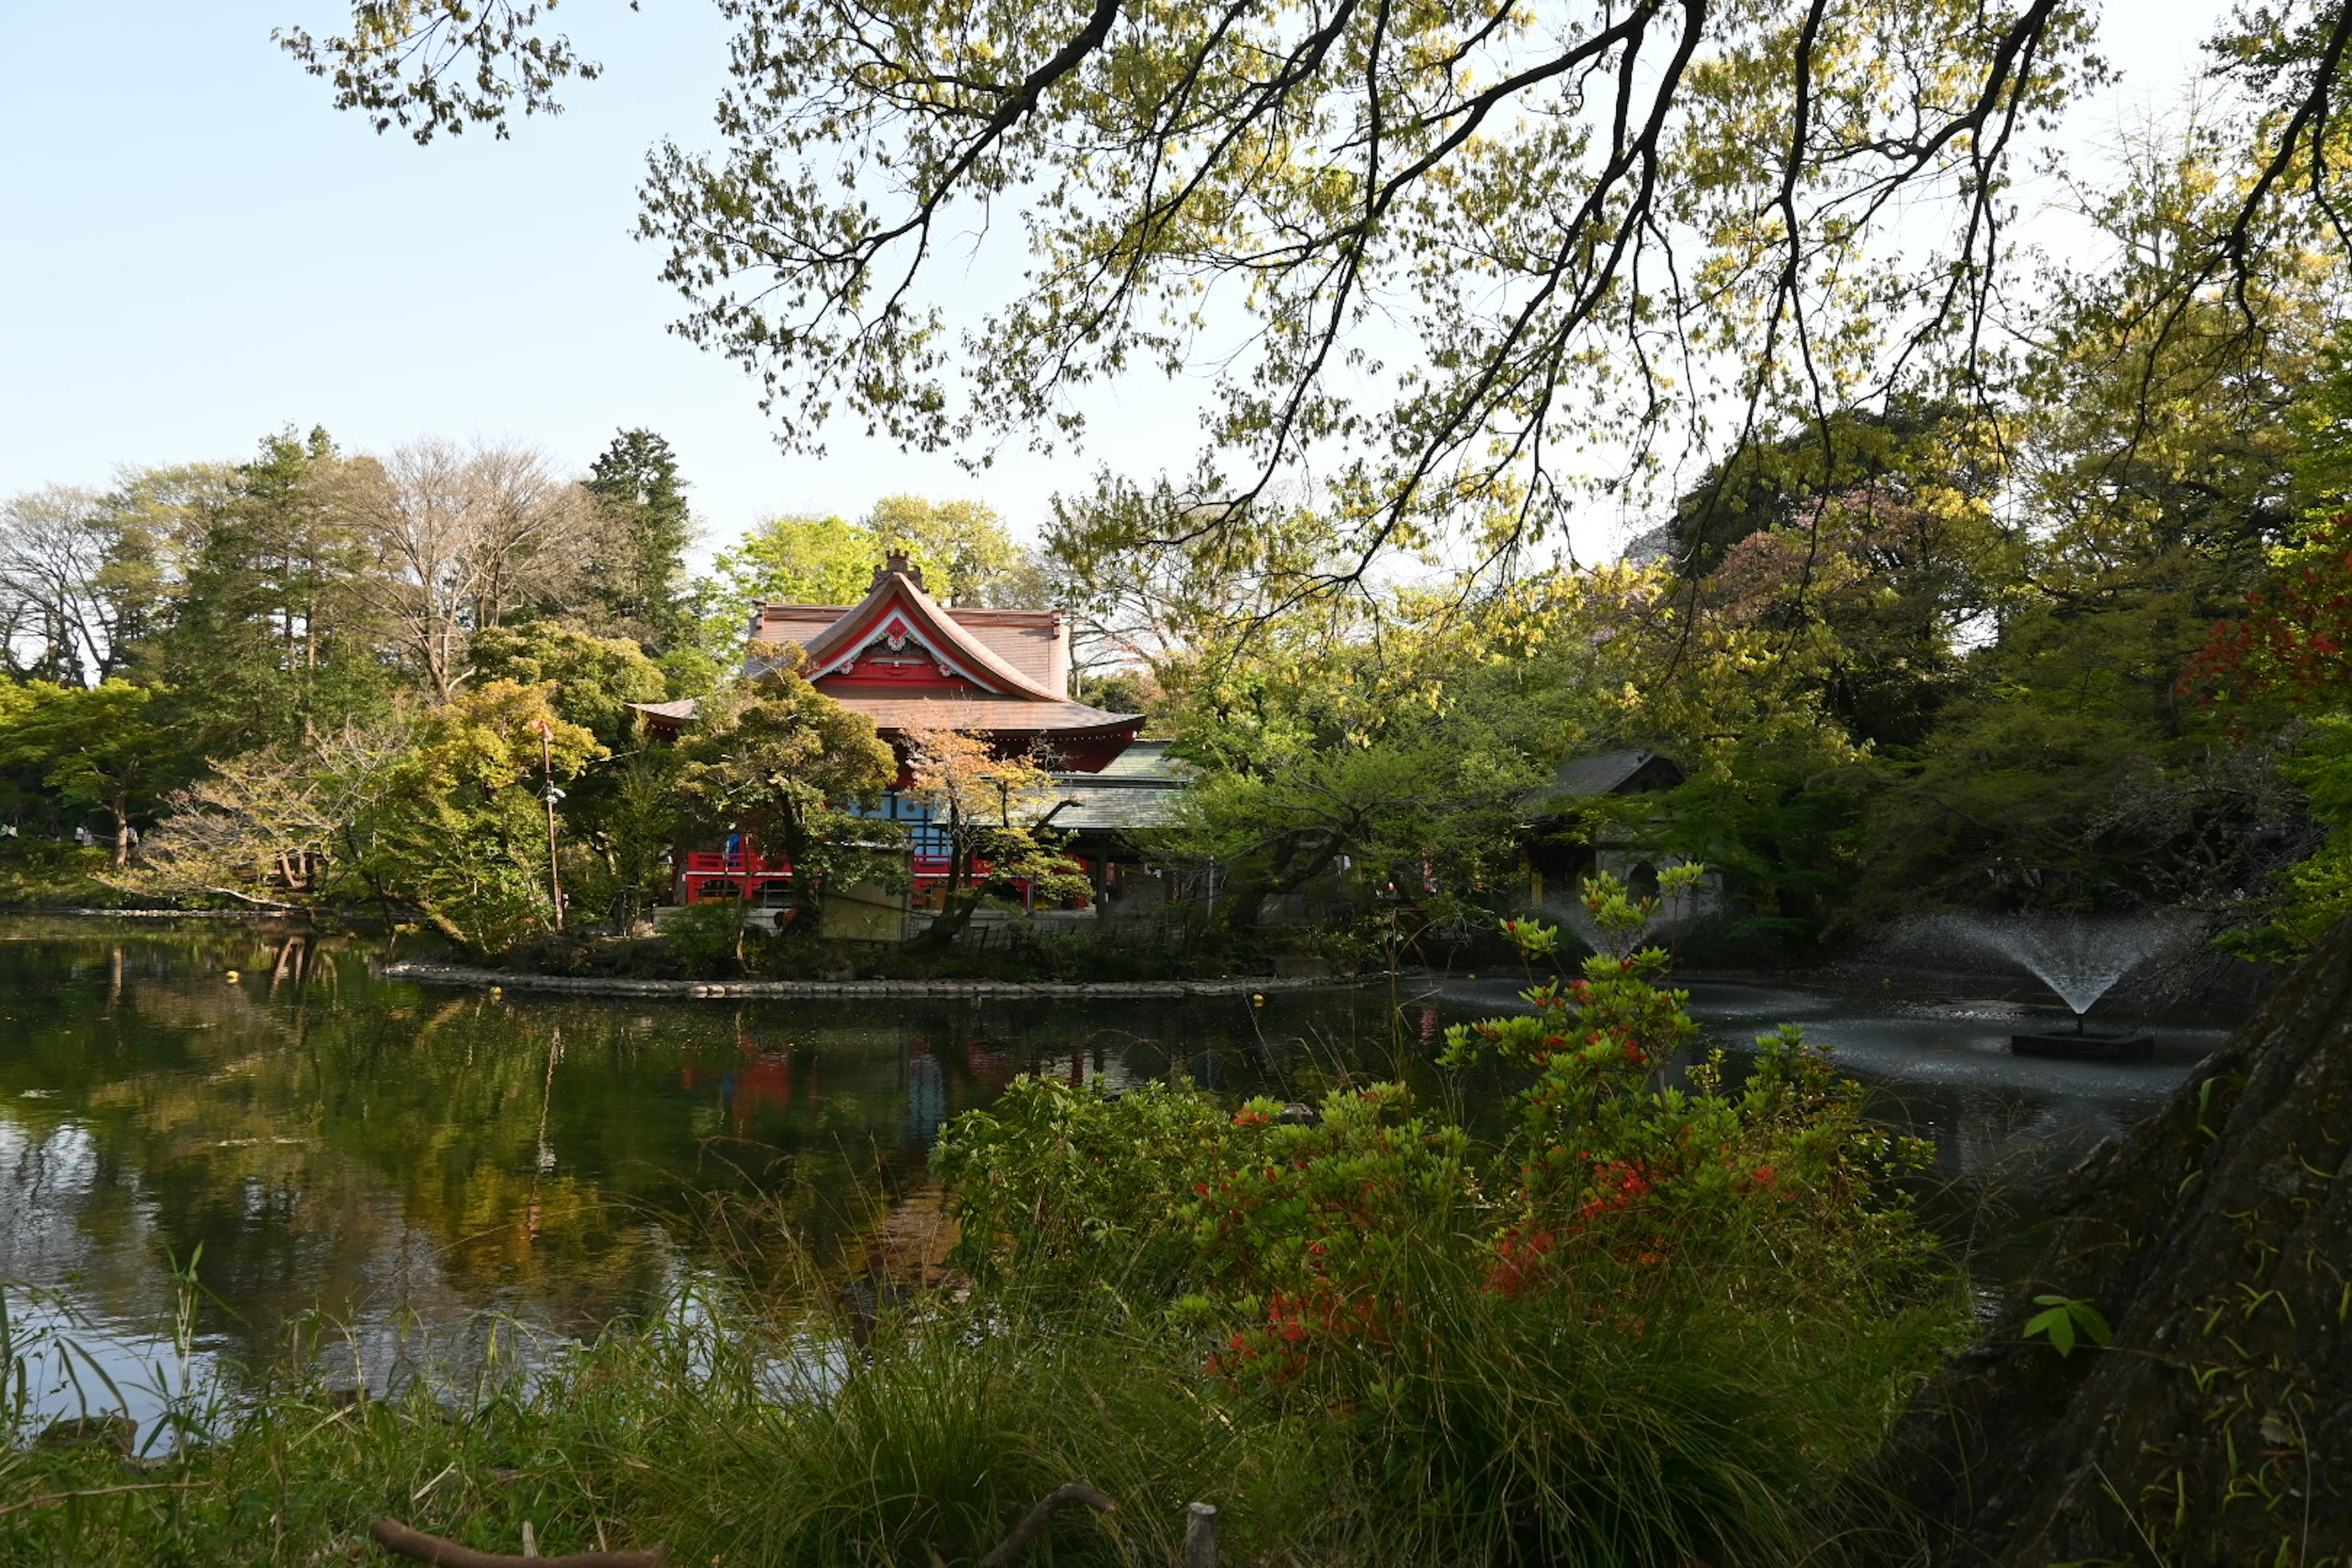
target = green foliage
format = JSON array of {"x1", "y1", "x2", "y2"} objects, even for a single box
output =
[
  {"x1": 1144, "y1": 594, "x2": 1566, "y2": 933},
  {"x1": 582, "y1": 428, "x2": 696, "y2": 650},
  {"x1": 125, "y1": 725, "x2": 407, "y2": 911},
  {"x1": 661, "y1": 895, "x2": 751, "y2": 973},
  {"x1": 2021, "y1": 1294, "x2": 2115, "y2": 1358},
  {"x1": 467, "y1": 620, "x2": 667, "y2": 755},
  {"x1": 2214, "y1": 718, "x2": 2352, "y2": 960},
  {"x1": 566, "y1": 729, "x2": 684, "y2": 932},
  {"x1": 863, "y1": 495, "x2": 1039, "y2": 607},
  {"x1": 697, "y1": 497, "x2": 1027, "y2": 665},
  {"x1": 0, "y1": 840, "x2": 126, "y2": 907},
  {"x1": 937, "y1": 873, "x2": 1956, "y2": 1565},
  {"x1": 704, "y1": 513, "x2": 877, "y2": 633},
  {"x1": 676, "y1": 664, "x2": 902, "y2": 930},
  {"x1": 1643, "y1": 755, "x2": 1862, "y2": 949},
  {"x1": 362, "y1": 680, "x2": 602, "y2": 954},
  {"x1": 141, "y1": 427, "x2": 391, "y2": 753},
  {"x1": 934, "y1": 1077, "x2": 1235, "y2": 1297},
  {"x1": 0, "y1": 680, "x2": 190, "y2": 864}
]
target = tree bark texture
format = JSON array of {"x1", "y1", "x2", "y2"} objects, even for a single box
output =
[{"x1": 1869, "y1": 916, "x2": 2352, "y2": 1566}]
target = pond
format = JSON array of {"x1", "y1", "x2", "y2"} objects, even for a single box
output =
[{"x1": 0, "y1": 915, "x2": 2236, "y2": 1441}]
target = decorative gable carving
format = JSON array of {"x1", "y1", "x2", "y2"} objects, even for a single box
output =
[{"x1": 816, "y1": 608, "x2": 998, "y2": 692}]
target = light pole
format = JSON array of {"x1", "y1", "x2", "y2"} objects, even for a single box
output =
[{"x1": 536, "y1": 720, "x2": 565, "y2": 932}]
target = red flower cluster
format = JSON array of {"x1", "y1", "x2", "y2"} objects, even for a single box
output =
[
  {"x1": 1207, "y1": 1285, "x2": 1385, "y2": 1384},
  {"x1": 2184, "y1": 513, "x2": 2352, "y2": 710},
  {"x1": 1577, "y1": 1157, "x2": 1654, "y2": 1224},
  {"x1": 1487, "y1": 1224, "x2": 1559, "y2": 1298}
]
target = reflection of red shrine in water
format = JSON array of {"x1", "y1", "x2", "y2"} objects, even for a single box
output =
[
  {"x1": 681, "y1": 1046, "x2": 821, "y2": 1135},
  {"x1": 631, "y1": 554, "x2": 1147, "y2": 908}
]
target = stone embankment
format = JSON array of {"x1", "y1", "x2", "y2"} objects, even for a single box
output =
[{"x1": 377, "y1": 958, "x2": 1357, "y2": 1000}]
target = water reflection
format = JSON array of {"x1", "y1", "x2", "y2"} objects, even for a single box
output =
[
  {"x1": 2, "y1": 916, "x2": 2236, "y2": 1434},
  {"x1": 0, "y1": 919, "x2": 1400, "y2": 1411}
]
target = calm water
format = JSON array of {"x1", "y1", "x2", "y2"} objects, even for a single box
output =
[{"x1": 0, "y1": 916, "x2": 2237, "y2": 1438}]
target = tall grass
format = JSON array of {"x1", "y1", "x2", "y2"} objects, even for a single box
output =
[
  {"x1": 3, "y1": 1249, "x2": 1949, "y2": 1567},
  {"x1": 1296, "y1": 1237, "x2": 1950, "y2": 1566},
  {"x1": 0, "y1": 1286, "x2": 1266, "y2": 1568}
]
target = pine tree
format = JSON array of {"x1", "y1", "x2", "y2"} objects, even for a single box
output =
[
  {"x1": 148, "y1": 426, "x2": 390, "y2": 752},
  {"x1": 583, "y1": 429, "x2": 694, "y2": 652}
]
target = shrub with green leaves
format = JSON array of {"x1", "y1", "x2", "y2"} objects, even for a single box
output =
[{"x1": 935, "y1": 871, "x2": 1959, "y2": 1566}]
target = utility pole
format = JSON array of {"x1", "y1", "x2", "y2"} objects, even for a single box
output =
[{"x1": 537, "y1": 720, "x2": 565, "y2": 932}]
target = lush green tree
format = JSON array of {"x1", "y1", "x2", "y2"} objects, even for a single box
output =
[
  {"x1": 0, "y1": 680, "x2": 191, "y2": 865},
  {"x1": 1837, "y1": 132, "x2": 2348, "y2": 927},
  {"x1": 1142, "y1": 582, "x2": 1596, "y2": 935},
  {"x1": 674, "y1": 654, "x2": 902, "y2": 950},
  {"x1": 468, "y1": 619, "x2": 679, "y2": 931},
  {"x1": 467, "y1": 620, "x2": 668, "y2": 755},
  {"x1": 696, "y1": 497, "x2": 1041, "y2": 673},
  {"x1": 363, "y1": 681, "x2": 603, "y2": 953},
  {"x1": 567, "y1": 736, "x2": 684, "y2": 934},
  {"x1": 864, "y1": 496, "x2": 1038, "y2": 607},
  {"x1": 697, "y1": 513, "x2": 878, "y2": 662},
  {"x1": 1694, "y1": 478, "x2": 2020, "y2": 752},
  {"x1": 1665, "y1": 403, "x2": 2008, "y2": 579},
  {"x1": 582, "y1": 428, "x2": 696, "y2": 651},
  {"x1": 145, "y1": 429, "x2": 394, "y2": 754},
  {"x1": 129, "y1": 723, "x2": 408, "y2": 910}
]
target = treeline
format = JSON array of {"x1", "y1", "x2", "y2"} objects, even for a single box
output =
[
  {"x1": 11, "y1": 126, "x2": 2352, "y2": 973},
  {"x1": 1042, "y1": 166, "x2": 2352, "y2": 967},
  {"x1": 0, "y1": 426, "x2": 1050, "y2": 949}
]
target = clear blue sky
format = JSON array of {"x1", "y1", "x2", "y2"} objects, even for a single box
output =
[{"x1": 0, "y1": 2, "x2": 2227, "y2": 564}]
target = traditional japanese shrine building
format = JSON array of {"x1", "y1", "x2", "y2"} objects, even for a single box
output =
[{"x1": 636, "y1": 554, "x2": 1183, "y2": 911}]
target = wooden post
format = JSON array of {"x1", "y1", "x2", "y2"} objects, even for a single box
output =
[{"x1": 1184, "y1": 1502, "x2": 1217, "y2": 1568}]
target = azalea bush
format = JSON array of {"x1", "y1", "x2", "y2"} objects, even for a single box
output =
[
  {"x1": 935, "y1": 872, "x2": 1959, "y2": 1565},
  {"x1": 2187, "y1": 511, "x2": 2352, "y2": 957}
]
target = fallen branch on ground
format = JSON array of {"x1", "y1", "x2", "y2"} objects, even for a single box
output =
[
  {"x1": 368, "y1": 1516, "x2": 666, "y2": 1568},
  {"x1": 975, "y1": 1482, "x2": 1118, "y2": 1568}
]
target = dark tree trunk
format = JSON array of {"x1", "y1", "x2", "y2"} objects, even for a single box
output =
[
  {"x1": 1215, "y1": 833, "x2": 1333, "y2": 933},
  {"x1": 914, "y1": 835, "x2": 982, "y2": 951},
  {"x1": 1866, "y1": 916, "x2": 2352, "y2": 1567}
]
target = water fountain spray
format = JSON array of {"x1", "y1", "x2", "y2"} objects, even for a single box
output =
[{"x1": 1922, "y1": 912, "x2": 2185, "y2": 1061}]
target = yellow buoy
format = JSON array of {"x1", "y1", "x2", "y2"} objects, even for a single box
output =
[
  {"x1": 224, "y1": 970, "x2": 239, "y2": 983},
  {"x1": 1251, "y1": 993, "x2": 1265, "y2": 1006}
]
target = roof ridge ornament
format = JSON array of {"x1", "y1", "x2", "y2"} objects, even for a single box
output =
[
  {"x1": 805, "y1": 564, "x2": 1066, "y2": 702},
  {"x1": 872, "y1": 550, "x2": 924, "y2": 589}
]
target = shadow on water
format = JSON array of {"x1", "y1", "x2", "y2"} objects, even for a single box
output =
[{"x1": 1, "y1": 916, "x2": 2234, "y2": 1438}]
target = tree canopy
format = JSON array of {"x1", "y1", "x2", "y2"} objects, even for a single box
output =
[{"x1": 280, "y1": 1, "x2": 2352, "y2": 605}]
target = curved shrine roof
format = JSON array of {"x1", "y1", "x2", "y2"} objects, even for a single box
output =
[{"x1": 630, "y1": 559, "x2": 1142, "y2": 768}]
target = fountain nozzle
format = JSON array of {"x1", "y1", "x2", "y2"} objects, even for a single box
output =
[{"x1": 2073, "y1": 1010, "x2": 2086, "y2": 1033}]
